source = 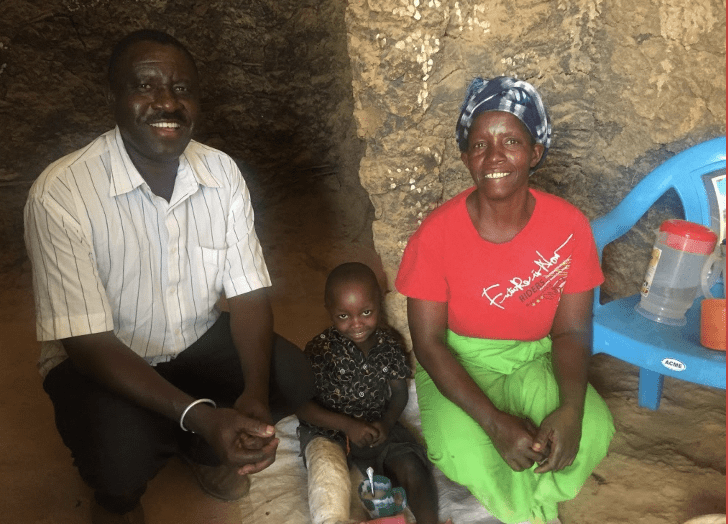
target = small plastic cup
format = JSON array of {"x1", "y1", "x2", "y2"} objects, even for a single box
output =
[
  {"x1": 700, "y1": 298, "x2": 726, "y2": 350},
  {"x1": 358, "y1": 474, "x2": 407, "y2": 519}
]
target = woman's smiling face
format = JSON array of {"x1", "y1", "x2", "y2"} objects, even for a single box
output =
[{"x1": 461, "y1": 111, "x2": 544, "y2": 202}]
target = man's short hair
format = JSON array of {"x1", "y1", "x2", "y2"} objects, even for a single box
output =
[{"x1": 107, "y1": 29, "x2": 197, "y2": 87}]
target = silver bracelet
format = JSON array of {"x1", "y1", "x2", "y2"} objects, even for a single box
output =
[{"x1": 179, "y1": 398, "x2": 217, "y2": 432}]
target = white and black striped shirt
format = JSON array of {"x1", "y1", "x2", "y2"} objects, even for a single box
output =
[{"x1": 25, "y1": 127, "x2": 271, "y2": 376}]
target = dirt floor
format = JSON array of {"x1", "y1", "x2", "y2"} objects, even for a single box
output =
[{"x1": 0, "y1": 177, "x2": 725, "y2": 523}]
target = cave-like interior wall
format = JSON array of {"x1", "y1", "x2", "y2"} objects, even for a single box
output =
[{"x1": 344, "y1": 0, "x2": 726, "y2": 340}]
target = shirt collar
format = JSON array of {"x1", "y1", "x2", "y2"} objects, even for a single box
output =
[
  {"x1": 106, "y1": 126, "x2": 222, "y2": 198},
  {"x1": 329, "y1": 326, "x2": 385, "y2": 354}
]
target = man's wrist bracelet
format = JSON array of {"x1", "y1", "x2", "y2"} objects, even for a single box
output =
[{"x1": 179, "y1": 398, "x2": 216, "y2": 432}]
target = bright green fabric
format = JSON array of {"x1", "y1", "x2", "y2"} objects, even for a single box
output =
[{"x1": 415, "y1": 331, "x2": 614, "y2": 523}]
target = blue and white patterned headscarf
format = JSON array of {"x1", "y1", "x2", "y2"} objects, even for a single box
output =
[{"x1": 455, "y1": 76, "x2": 552, "y2": 170}]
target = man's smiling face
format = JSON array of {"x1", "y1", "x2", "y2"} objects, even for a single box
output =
[{"x1": 110, "y1": 40, "x2": 200, "y2": 168}]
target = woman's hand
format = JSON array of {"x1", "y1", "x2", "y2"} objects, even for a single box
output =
[
  {"x1": 538, "y1": 289, "x2": 592, "y2": 473},
  {"x1": 489, "y1": 411, "x2": 548, "y2": 471},
  {"x1": 409, "y1": 298, "x2": 542, "y2": 470},
  {"x1": 532, "y1": 405, "x2": 582, "y2": 473}
]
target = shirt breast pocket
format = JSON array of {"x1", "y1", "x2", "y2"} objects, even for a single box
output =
[{"x1": 199, "y1": 246, "x2": 226, "y2": 295}]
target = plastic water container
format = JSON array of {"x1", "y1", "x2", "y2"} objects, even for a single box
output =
[
  {"x1": 700, "y1": 244, "x2": 726, "y2": 300},
  {"x1": 636, "y1": 219, "x2": 718, "y2": 326}
]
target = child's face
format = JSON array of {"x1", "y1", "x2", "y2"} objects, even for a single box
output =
[{"x1": 327, "y1": 280, "x2": 380, "y2": 353}]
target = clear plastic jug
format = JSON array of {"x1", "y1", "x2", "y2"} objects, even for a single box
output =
[
  {"x1": 636, "y1": 219, "x2": 718, "y2": 326},
  {"x1": 700, "y1": 244, "x2": 726, "y2": 300}
]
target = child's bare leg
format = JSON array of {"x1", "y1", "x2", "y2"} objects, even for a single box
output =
[{"x1": 384, "y1": 453, "x2": 440, "y2": 524}]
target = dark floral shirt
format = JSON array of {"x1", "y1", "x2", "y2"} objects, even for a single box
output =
[{"x1": 299, "y1": 326, "x2": 411, "y2": 442}]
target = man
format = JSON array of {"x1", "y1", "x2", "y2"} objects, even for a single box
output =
[{"x1": 24, "y1": 30, "x2": 314, "y2": 524}]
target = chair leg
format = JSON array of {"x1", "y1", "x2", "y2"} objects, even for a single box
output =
[{"x1": 638, "y1": 368, "x2": 664, "y2": 410}]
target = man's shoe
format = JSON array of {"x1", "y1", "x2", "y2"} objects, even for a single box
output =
[
  {"x1": 90, "y1": 501, "x2": 145, "y2": 524},
  {"x1": 187, "y1": 461, "x2": 251, "y2": 501}
]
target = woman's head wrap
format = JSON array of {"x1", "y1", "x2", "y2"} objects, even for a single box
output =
[{"x1": 455, "y1": 76, "x2": 552, "y2": 170}]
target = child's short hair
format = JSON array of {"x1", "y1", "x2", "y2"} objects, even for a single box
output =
[{"x1": 324, "y1": 262, "x2": 380, "y2": 307}]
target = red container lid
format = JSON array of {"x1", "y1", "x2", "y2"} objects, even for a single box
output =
[{"x1": 658, "y1": 219, "x2": 718, "y2": 254}]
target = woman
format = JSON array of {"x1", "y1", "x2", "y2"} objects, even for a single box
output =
[{"x1": 395, "y1": 77, "x2": 614, "y2": 524}]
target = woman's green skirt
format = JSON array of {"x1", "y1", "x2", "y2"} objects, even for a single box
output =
[{"x1": 415, "y1": 331, "x2": 614, "y2": 523}]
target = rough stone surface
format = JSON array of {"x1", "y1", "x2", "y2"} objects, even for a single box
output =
[{"x1": 345, "y1": 0, "x2": 726, "y2": 339}]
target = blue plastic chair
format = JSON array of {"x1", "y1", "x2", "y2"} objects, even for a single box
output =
[{"x1": 591, "y1": 136, "x2": 726, "y2": 410}]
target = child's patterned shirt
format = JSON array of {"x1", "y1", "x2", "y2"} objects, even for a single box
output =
[{"x1": 299, "y1": 326, "x2": 411, "y2": 443}]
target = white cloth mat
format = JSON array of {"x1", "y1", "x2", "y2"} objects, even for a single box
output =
[{"x1": 239, "y1": 382, "x2": 501, "y2": 523}]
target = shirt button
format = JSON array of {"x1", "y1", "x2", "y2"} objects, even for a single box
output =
[
  {"x1": 359, "y1": 392, "x2": 364, "y2": 397},
  {"x1": 382, "y1": 366, "x2": 388, "y2": 372},
  {"x1": 339, "y1": 368, "x2": 345, "y2": 374}
]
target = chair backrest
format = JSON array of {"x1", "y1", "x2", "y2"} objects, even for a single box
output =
[{"x1": 591, "y1": 136, "x2": 726, "y2": 308}]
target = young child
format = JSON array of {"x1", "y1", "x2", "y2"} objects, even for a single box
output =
[{"x1": 297, "y1": 262, "x2": 446, "y2": 524}]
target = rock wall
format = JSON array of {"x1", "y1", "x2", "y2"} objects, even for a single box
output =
[
  {"x1": 345, "y1": 0, "x2": 726, "y2": 339},
  {"x1": 0, "y1": 0, "x2": 368, "y2": 278}
]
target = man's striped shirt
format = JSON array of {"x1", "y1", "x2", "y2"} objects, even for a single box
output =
[{"x1": 24, "y1": 127, "x2": 270, "y2": 376}]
